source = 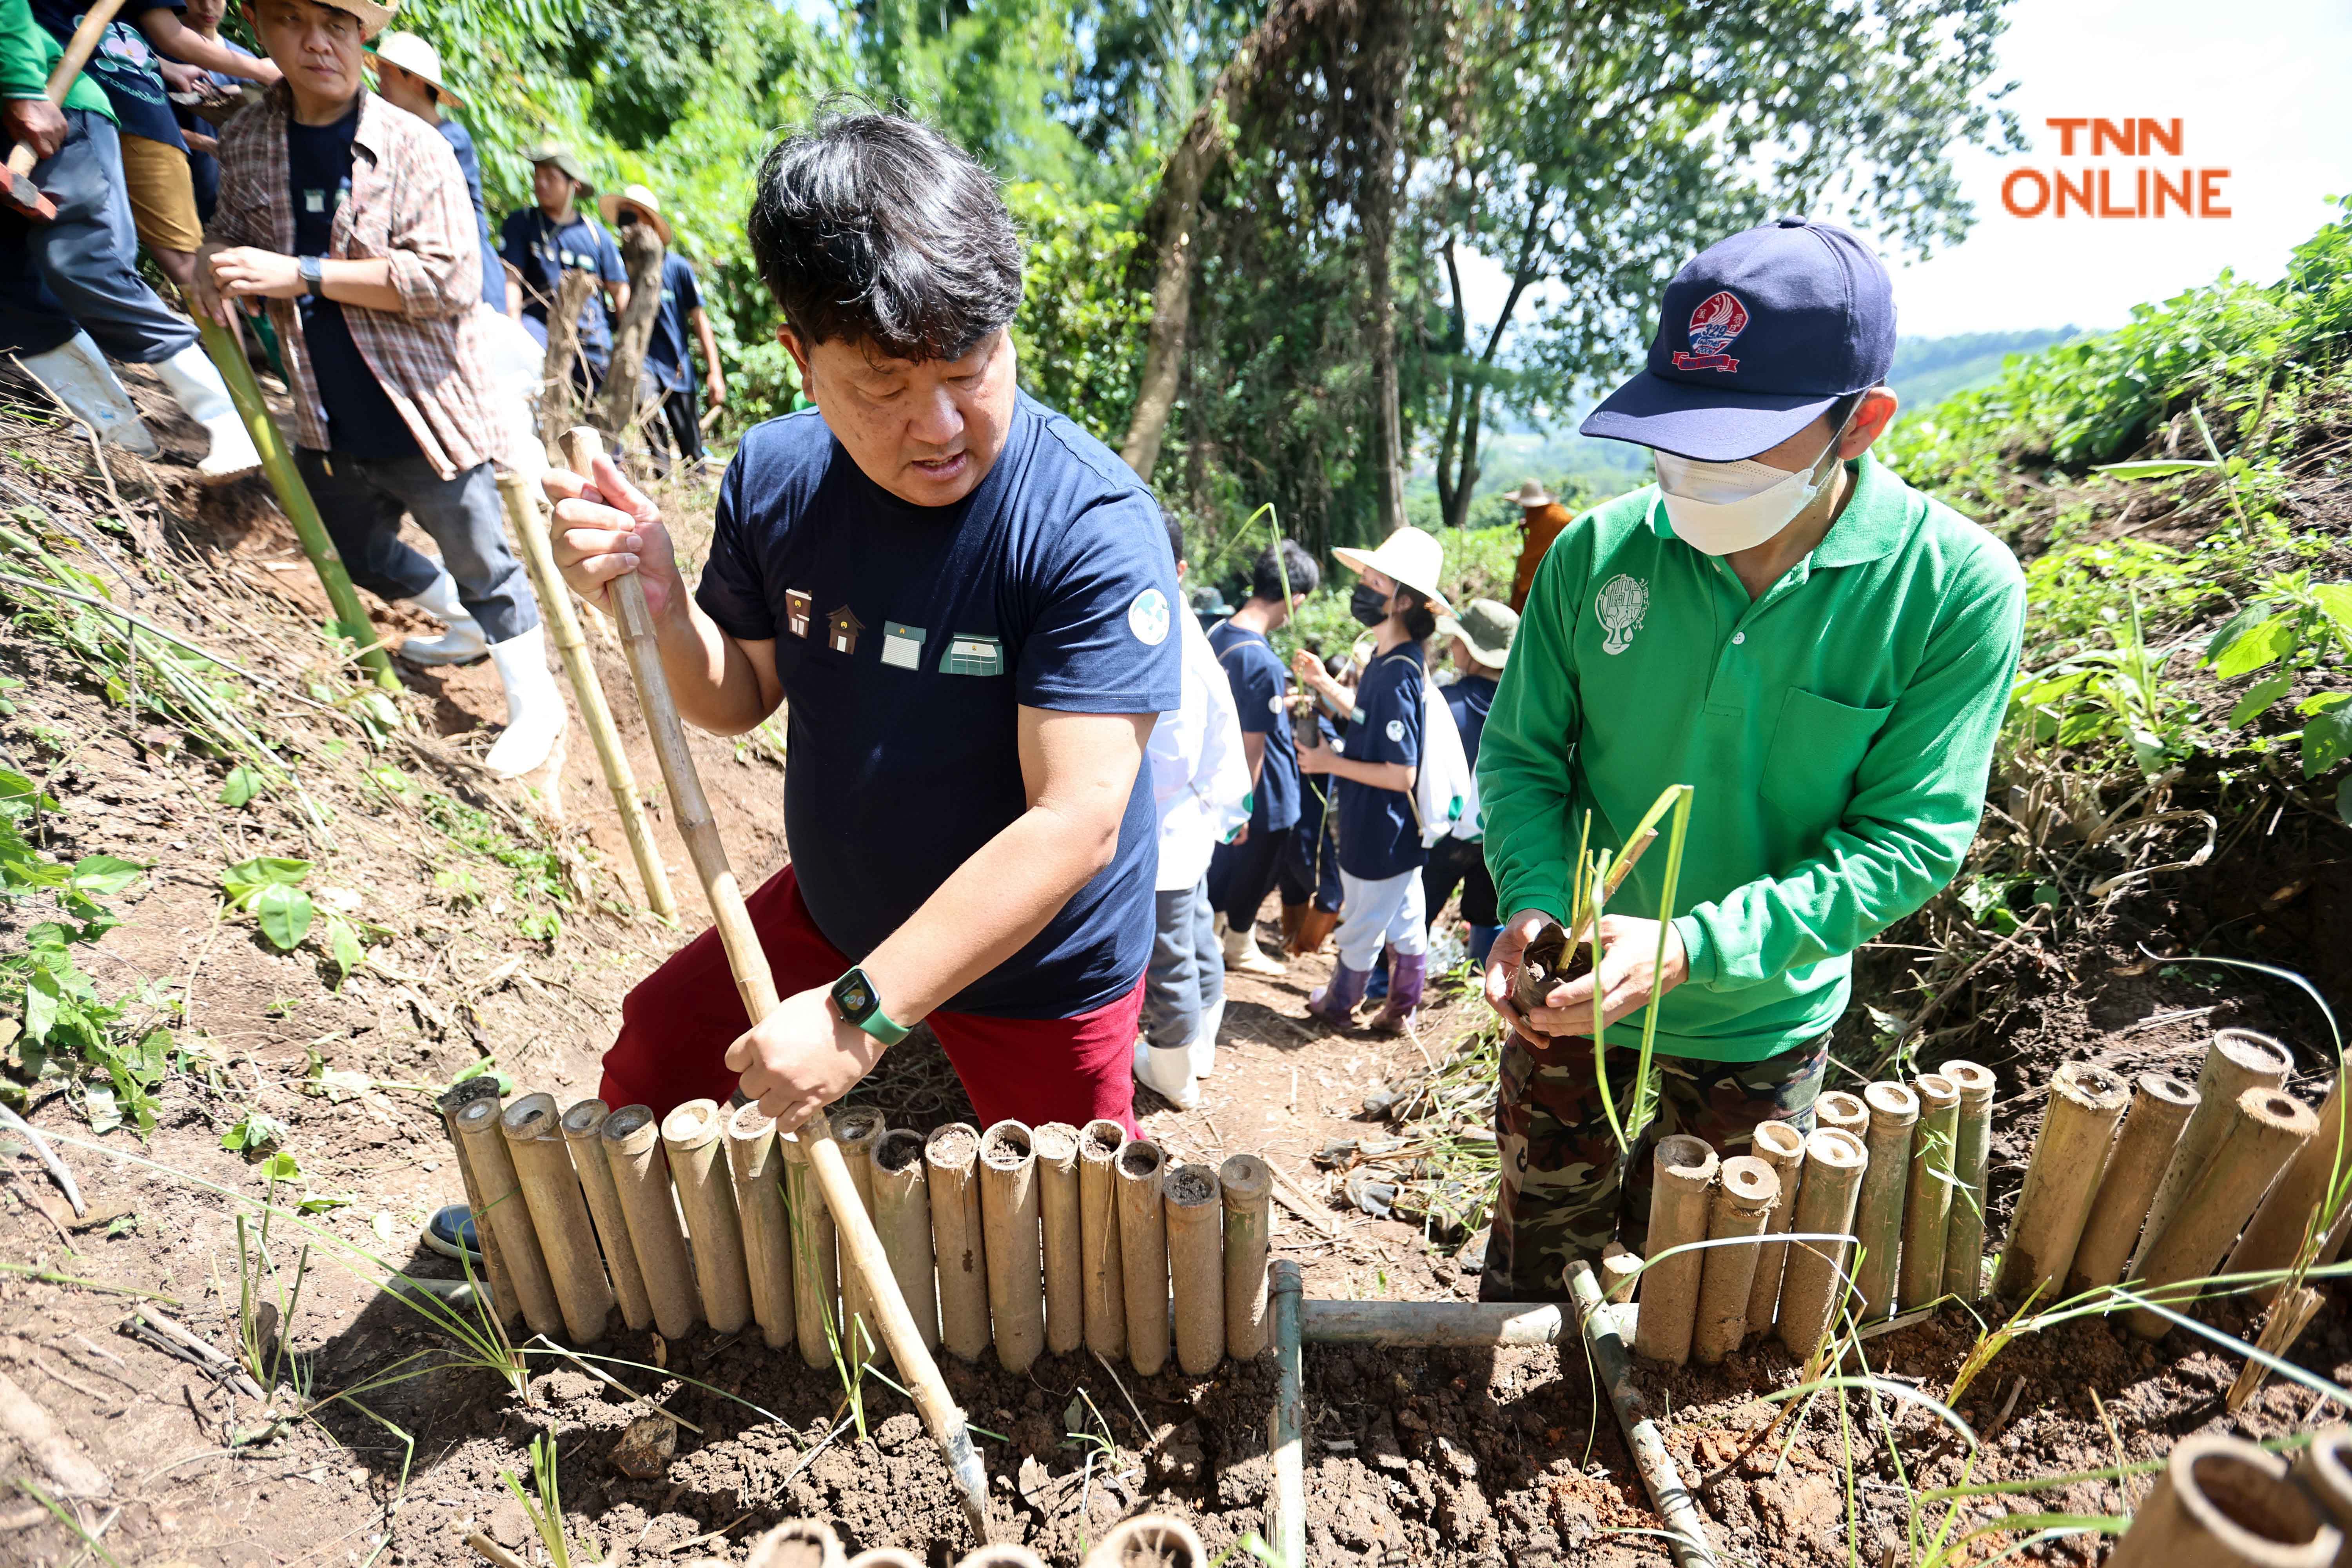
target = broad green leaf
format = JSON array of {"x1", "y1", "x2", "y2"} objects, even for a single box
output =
[
  {"x1": 256, "y1": 1150, "x2": 302, "y2": 1184},
  {"x1": 2229, "y1": 672, "x2": 2294, "y2": 728},
  {"x1": 2305, "y1": 705, "x2": 2352, "y2": 778},
  {"x1": 2305, "y1": 693, "x2": 2352, "y2": 719},
  {"x1": 251, "y1": 884, "x2": 314, "y2": 950},
  {"x1": 218, "y1": 766, "x2": 265, "y2": 809},
  {"x1": 22, "y1": 968, "x2": 59, "y2": 1043},
  {"x1": 2092, "y1": 459, "x2": 2218, "y2": 479},
  {"x1": 2315, "y1": 583, "x2": 2352, "y2": 641},
  {"x1": 70, "y1": 855, "x2": 145, "y2": 897},
  {"x1": 83, "y1": 1081, "x2": 122, "y2": 1136},
  {"x1": 329, "y1": 918, "x2": 363, "y2": 982},
  {"x1": 296, "y1": 1192, "x2": 353, "y2": 1214},
  {"x1": 223, "y1": 856, "x2": 311, "y2": 904},
  {"x1": 2209, "y1": 615, "x2": 2298, "y2": 679}
]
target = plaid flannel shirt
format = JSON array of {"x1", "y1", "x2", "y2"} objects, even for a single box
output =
[{"x1": 209, "y1": 86, "x2": 503, "y2": 479}]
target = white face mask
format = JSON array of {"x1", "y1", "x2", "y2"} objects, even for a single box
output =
[{"x1": 1652, "y1": 417, "x2": 1850, "y2": 555}]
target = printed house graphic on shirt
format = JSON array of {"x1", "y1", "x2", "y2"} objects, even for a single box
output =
[
  {"x1": 784, "y1": 589, "x2": 812, "y2": 639},
  {"x1": 881, "y1": 621, "x2": 927, "y2": 670},
  {"x1": 826, "y1": 605, "x2": 862, "y2": 654},
  {"x1": 940, "y1": 633, "x2": 1003, "y2": 677}
]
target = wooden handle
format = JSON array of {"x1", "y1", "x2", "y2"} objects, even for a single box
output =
[
  {"x1": 46, "y1": 0, "x2": 129, "y2": 105},
  {"x1": 557, "y1": 428, "x2": 991, "y2": 1541}
]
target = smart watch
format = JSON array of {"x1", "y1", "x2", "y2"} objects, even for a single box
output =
[
  {"x1": 299, "y1": 256, "x2": 325, "y2": 298},
  {"x1": 831, "y1": 966, "x2": 909, "y2": 1047}
]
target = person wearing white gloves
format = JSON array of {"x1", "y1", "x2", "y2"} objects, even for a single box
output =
[{"x1": 1136, "y1": 511, "x2": 1252, "y2": 1111}]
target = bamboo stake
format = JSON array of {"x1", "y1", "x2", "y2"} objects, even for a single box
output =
[
  {"x1": 498, "y1": 1094, "x2": 615, "y2": 1343},
  {"x1": 1995, "y1": 1062, "x2": 2129, "y2": 1303},
  {"x1": 1600, "y1": 1241, "x2": 1642, "y2": 1305},
  {"x1": 2129, "y1": 1087, "x2": 2317, "y2": 1339},
  {"x1": 871, "y1": 1130, "x2": 940, "y2": 1353},
  {"x1": 1116, "y1": 1140, "x2": 1171, "y2": 1376},
  {"x1": 724, "y1": 1102, "x2": 798, "y2": 1352},
  {"x1": 558, "y1": 427, "x2": 990, "y2": 1540},
  {"x1": 494, "y1": 472, "x2": 674, "y2": 918},
  {"x1": 1165, "y1": 1163, "x2": 1225, "y2": 1376},
  {"x1": 2107, "y1": 1433, "x2": 2339, "y2": 1568},
  {"x1": 1777, "y1": 1128, "x2": 1868, "y2": 1358},
  {"x1": 924, "y1": 1123, "x2": 990, "y2": 1363},
  {"x1": 1936, "y1": 1060, "x2": 1996, "y2": 1307},
  {"x1": 779, "y1": 1127, "x2": 840, "y2": 1369},
  {"x1": 1852, "y1": 1082, "x2": 1919, "y2": 1322},
  {"x1": 2128, "y1": 1029, "x2": 2294, "y2": 1284},
  {"x1": 1568, "y1": 1260, "x2": 1721, "y2": 1568},
  {"x1": 2227, "y1": 1072, "x2": 2348, "y2": 1304},
  {"x1": 1267, "y1": 1260, "x2": 1306, "y2": 1568},
  {"x1": 833, "y1": 1107, "x2": 886, "y2": 1359},
  {"x1": 560, "y1": 1099, "x2": 653, "y2": 1332},
  {"x1": 1692, "y1": 1155, "x2": 1778, "y2": 1365},
  {"x1": 436, "y1": 1078, "x2": 522, "y2": 1326},
  {"x1": 1899, "y1": 1073, "x2": 1960, "y2": 1312},
  {"x1": 1219, "y1": 1154, "x2": 1272, "y2": 1361},
  {"x1": 2066, "y1": 1073, "x2": 2200, "y2": 1297},
  {"x1": 661, "y1": 1099, "x2": 753, "y2": 1335},
  {"x1": 599, "y1": 1104, "x2": 698, "y2": 1340},
  {"x1": 1033, "y1": 1123, "x2": 1083, "y2": 1356},
  {"x1": 1633, "y1": 1135, "x2": 1716, "y2": 1366},
  {"x1": 1078, "y1": 1120, "x2": 1127, "y2": 1361},
  {"x1": 1741, "y1": 1120, "x2": 1806, "y2": 1338},
  {"x1": 1815, "y1": 1091, "x2": 1869, "y2": 1140},
  {"x1": 452, "y1": 1095, "x2": 563, "y2": 1337},
  {"x1": 978, "y1": 1122, "x2": 1045, "y2": 1375}
]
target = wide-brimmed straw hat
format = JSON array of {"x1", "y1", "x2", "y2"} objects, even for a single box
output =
[
  {"x1": 1435, "y1": 598, "x2": 1518, "y2": 670},
  {"x1": 1510, "y1": 478, "x2": 1555, "y2": 508},
  {"x1": 597, "y1": 183, "x2": 673, "y2": 245},
  {"x1": 1332, "y1": 526, "x2": 1453, "y2": 615},
  {"x1": 370, "y1": 30, "x2": 459, "y2": 108},
  {"x1": 315, "y1": 0, "x2": 397, "y2": 40},
  {"x1": 524, "y1": 143, "x2": 594, "y2": 196}
]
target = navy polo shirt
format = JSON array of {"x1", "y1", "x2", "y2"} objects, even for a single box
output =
[
  {"x1": 1335, "y1": 644, "x2": 1425, "y2": 879},
  {"x1": 1445, "y1": 671, "x2": 1497, "y2": 771},
  {"x1": 695, "y1": 393, "x2": 1182, "y2": 1017},
  {"x1": 287, "y1": 105, "x2": 419, "y2": 461},
  {"x1": 501, "y1": 207, "x2": 623, "y2": 367},
  {"x1": 434, "y1": 120, "x2": 506, "y2": 310},
  {"x1": 642, "y1": 253, "x2": 702, "y2": 392},
  {"x1": 1207, "y1": 621, "x2": 1300, "y2": 833}
]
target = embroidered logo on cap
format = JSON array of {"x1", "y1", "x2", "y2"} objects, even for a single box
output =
[{"x1": 1671, "y1": 290, "x2": 1749, "y2": 373}]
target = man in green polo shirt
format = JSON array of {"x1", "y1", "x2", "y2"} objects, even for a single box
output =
[{"x1": 1475, "y1": 217, "x2": 2026, "y2": 1301}]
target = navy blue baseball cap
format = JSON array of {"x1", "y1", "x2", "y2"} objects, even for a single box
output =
[{"x1": 1581, "y1": 217, "x2": 1895, "y2": 461}]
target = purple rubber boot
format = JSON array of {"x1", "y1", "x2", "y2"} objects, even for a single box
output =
[
  {"x1": 1369, "y1": 951, "x2": 1428, "y2": 1035},
  {"x1": 1307, "y1": 962, "x2": 1373, "y2": 1027}
]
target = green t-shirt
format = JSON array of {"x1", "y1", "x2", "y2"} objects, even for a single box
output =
[{"x1": 0, "y1": 0, "x2": 117, "y2": 122}]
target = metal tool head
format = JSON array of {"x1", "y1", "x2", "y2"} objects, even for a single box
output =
[{"x1": 0, "y1": 164, "x2": 57, "y2": 222}]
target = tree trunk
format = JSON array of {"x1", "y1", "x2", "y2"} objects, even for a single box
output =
[
  {"x1": 1432, "y1": 240, "x2": 1470, "y2": 527},
  {"x1": 1359, "y1": 0, "x2": 1411, "y2": 537},
  {"x1": 595, "y1": 225, "x2": 668, "y2": 449},
  {"x1": 1434, "y1": 189, "x2": 1551, "y2": 532},
  {"x1": 537, "y1": 270, "x2": 594, "y2": 453}
]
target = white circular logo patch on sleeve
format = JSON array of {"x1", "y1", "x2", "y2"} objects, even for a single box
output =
[
  {"x1": 1385, "y1": 718, "x2": 1405, "y2": 742},
  {"x1": 1127, "y1": 588, "x2": 1171, "y2": 646},
  {"x1": 1269, "y1": 695, "x2": 1283, "y2": 714}
]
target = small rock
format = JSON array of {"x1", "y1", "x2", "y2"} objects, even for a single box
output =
[
  {"x1": 610, "y1": 1414, "x2": 678, "y2": 1480},
  {"x1": 1366, "y1": 1413, "x2": 1409, "y2": 1472}
]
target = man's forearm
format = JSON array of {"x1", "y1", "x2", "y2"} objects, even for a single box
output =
[
  {"x1": 1316, "y1": 755, "x2": 1413, "y2": 791},
  {"x1": 321, "y1": 257, "x2": 403, "y2": 314},
  {"x1": 652, "y1": 591, "x2": 772, "y2": 734}
]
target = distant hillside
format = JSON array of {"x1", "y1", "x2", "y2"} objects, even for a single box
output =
[{"x1": 1890, "y1": 328, "x2": 2082, "y2": 413}]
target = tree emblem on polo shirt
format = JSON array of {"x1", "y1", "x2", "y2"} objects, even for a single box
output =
[
  {"x1": 784, "y1": 589, "x2": 812, "y2": 639},
  {"x1": 1597, "y1": 573, "x2": 1649, "y2": 656},
  {"x1": 940, "y1": 632, "x2": 1004, "y2": 677},
  {"x1": 881, "y1": 621, "x2": 927, "y2": 670},
  {"x1": 827, "y1": 605, "x2": 863, "y2": 655}
]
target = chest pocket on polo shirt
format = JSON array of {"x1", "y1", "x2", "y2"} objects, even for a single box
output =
[{"x1": 1762, "y1": 687, "x2": 1892, "y2": 842}]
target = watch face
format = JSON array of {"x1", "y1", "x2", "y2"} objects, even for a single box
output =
[{"x1": 838, "y1": 976, "x2": 873, "y2": 1016}]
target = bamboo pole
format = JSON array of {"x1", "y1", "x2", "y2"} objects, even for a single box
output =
[
  {"x1": 724, "y1": 1102, "x2": 798, "y2": 1352},
  {"x1": 2129, "y1": 1029, "x2": 2295, "y2": 1284},
  {"x1": 2066, "y1": 1073, "x2": 2200, "y2": 1297},
  {"x1": 192, "y1": 314, "x2": 397, "y2": 689},
  {"x1": 1777, "y1": 1127, "x2": 1868, "y2": 1358},
  {"x1": 871, "y1": 1129, "x2": 940, "y2": 1353},
  {"x1": 1898, "y1": 1073, "x2": 1961, "y2": 1312},
  {"x1": 560, "y1": 1099, "x2": 653, "y2": 1332},
  {"x1": 1692, "y1": 1154, "x2": 1779, "y2": 1365},
  {"x1": 558, "y1": 428, "x2": 990, "y2": 1541},
  {"x1": 1300, "y1": 1299, "x2": 1566, "y2": 1347},
  {"x1": 2288, "y1": 1428, "x2": 2352, "y2": 1552},
  {"x1": 1568, "y1": 1260, "x2": 1721, "y2": 1568},
  {"x1": 1033, "y1": 1123, "x2": 1083, "y2": 1356},
  {"x1": 1219, "y1": 1154, "x2": 1272, "y2": 1361},
  {"x1": 1633, "y1": 1134, "x2": 1717, "y2": 1366},
  {"x1": 1741, "y1": 1120, "x2": 1806, "y2": 1338},
  {"x1": 661, "y1": 1099, "x2": 752, "y2": 1335},
  {"x1": 2227, "y1": 1072, "x2": 2348, "y2": 1304},
  {"x1": 978, "y1": 1122, "x2": 1045, "y2": 1375},
  {"x1": 1815, "y1": 1091, "x2": 1869, "y2": 1141},
  {"x1": 451, "y1": 1096, "x2": 563, "y2": 1337},
  {"x1": 1164, "y1": 1163, "x2": 1225, "y2": 1376},
  {"x1": 925, "y1": 1123, "x2": 990, "y2": 1363},
  {"x1": 1937, "y1": 1059, "x2": 1996, "y2": 1307},
  {"x1": 1601, "y1": 1242, "x2": 1642, "y2": 1305},
  {"x1": 833, "y1": 1107, "x2": 886, "y2": 1359},
  {"x1": 779, "y1": 1127, "x2": 840, "y2": 1369},
  {"x1": 436, "y1": 1078, "x2": 523, "y2": 1326},
  {"x1": 1995, "y1": 1062, "x2": 2130, "y2": 1302},
  {"x1": 2107, "y1": 1433, "x2": 2339, "y2": 1568},
  {"x1": 2129, "y1": 1087, "x2": 2317, "y2": 1339},
  {"x1": 498, "y1": 1093, "x2": 615, "y2": 1343},
  {"x1": 1116, "y1": 1139, "x2": 1171, "y2": 1376},
  {"x1": 494, "y1": 472, "x2": 674, "y2": 918},
  {"x1": 598, "y1": 1104, "x2": 698, "y2": 1341},
  {"x1": 1267, "y1": 1260, "x2": 1306, "y2": 1568},
  {"x1": 1852, "y1": 1082, "x2": 1918, "y2": 1322},
  {"x1": 1078, "y1": 1120, "x2": 1127, "y2": 1361}
]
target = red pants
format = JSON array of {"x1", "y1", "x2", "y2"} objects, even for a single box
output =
[{"x1": 599, "y1": 864, "x2": 1144, "y2": 1135}]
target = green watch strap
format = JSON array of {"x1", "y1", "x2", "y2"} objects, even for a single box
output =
[{"x1": 850, "y1": 1002, "x2": 909, "y2": 1047}]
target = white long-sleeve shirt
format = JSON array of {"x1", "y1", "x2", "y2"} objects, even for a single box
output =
[{"x1": 1150, "y1": 609, "x2": 1253, "y2": 891}]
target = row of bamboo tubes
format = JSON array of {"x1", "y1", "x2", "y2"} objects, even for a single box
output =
[
  {"x1": 436, "y1": 1082, "x2": 1276, "y2": 1374},
  {"x1": 2107, "y1": 1427, "x2": 2348, "y2": 1568},
  {"x1": 710, "y1": 1512, "x2": 1210, "y2": 1568}
]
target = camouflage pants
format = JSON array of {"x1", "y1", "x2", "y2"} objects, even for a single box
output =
[{"x1": 1481, "y1": 1032, "x2": 1831, "y2": 1302}]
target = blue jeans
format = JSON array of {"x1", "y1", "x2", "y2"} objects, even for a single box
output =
[
  {"x1": 296, "y1": 450, "x2": 539, "y2": 644},
  {"x1": 1142, "y1": 878, "x2": 1223, "y2": 1053},
  {"x1": 0, "y1": 110, "x2": 196, "y2": 363}
]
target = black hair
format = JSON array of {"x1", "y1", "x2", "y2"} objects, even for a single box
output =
[
  {"x1": 747, "y1": 106, "x2": 1024, "y2": 363},
  {"x1": 1161, "y1": 509, "x2": 1185, "y2": 573},
  {"x1": 1397, "y1": 587, "x2": 1438, "y2": 644},
  {"x1": 1249, "y1": 540, "x2": 1319, "y2": 602}
]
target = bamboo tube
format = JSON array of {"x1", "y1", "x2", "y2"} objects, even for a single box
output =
[
  {"x1": 1164, "y1": 1163, "x2": 1225, "y2": 1376},
  {"x1": 2228, "y1": 1073, "x2": 2348, "y2": 1304},
  {"x1": 1692, "y1": 1154, "x2": 1779, "y2": 1365},
  {"x1": 1078, "y1": 1120, "x2": 1127, "y2": 1360},
  {"x1": 1898, "y1": 1074, "x2": 1961, "y2": 1312},
  {"x1": 497, "y1": 1094, "x2": 615, "y2": 1343},
  {"x1": 494, "y1": 472, "x2": 675, "y2": 919},
  {"x1": 958, "y1": 1547, "x2": 1048, "y2": 1567},
  {"x1": 745, "y1": 1520, "x2": 844, "y2": 1568},
  {"x1": 1267, "y1": 1260, "x2": 1306, "y2": 1568},
  {"x1": 1816, "y1": 1091, "x2": 1869, "y2": 1140},
  {"x1": 1937, "y1": 1060, "x2": 1997, "y2": 1307},
  {"x1": 847, "y1": 1553, "x2": 922, "y2": 1568},
  {"x1": 2066, "y1": 1073, "x2": 2200, "y2": 1297},
  {"x1": 561, "y1": 1099, "x2": 653, "y2": 1332},
  {"x1": 1219, "y1": 1154, "x2": 1272, "y2": 1361},
  {"x1": 2129, "y1": 1087, "x2": 2317, "y2": 1339},
  {"x1": 1116, "y1": 1140, "x2": 1171, "y2": 1376},
  {"x1": 925, "y1": 1123, "x2": 990, "y2": 1362},
  {"x1": 2129, "y1": 1029, "x2": 2296, "y2": 1283},
  {"x1": 1567, "y1": 1260, "x2": 1720, "y2": 1568},
  {"x1": 436, "y1": 1079, "x2": 523, "y2": 1326},
  {"x1": 778, "y1": 1127, "x2": 841, "y2": 1368},
  {"x1": 1083, "y1": 1516, "x2": 1209, "y2": 1568},
  {"x1": 1300, "y1": 1299, "x2": 1567, "y2": 1347},
  {"x1": 2107, "y1": 1433, "x2": 2339, "y2": 1568},
  {"x1": 833, "y1": 1107, "x2": 886, "y2": 1358},
  {"x1": 1994, "y1": 1061, "x2": 2129, "y2": 1302},
  {"x1": 1033, "y1": 1123, "x2": 1083, "y2": 1356},
  {"x1": 1777, "y1": 1128, "x2": 1868, "y2": 1358},
  {"x1": 598, "y1": 1105, "x2": 698, "y2": 1341},
  {"x1": 2288, "y1": 1428, "x2": 2352, "y2": 1559},
  {"x1": 661, "y1": 1099, "x2": 752, "y2": 1335},
  {"x1": 871, "y1": 1130, "x2": 940, "y2": 1353},
  {"x1": 1632, "y1": 1134, "x2": 1717, "y2": 1366},
  {"x1": 1741, "y1": 1120, "x2": 1807, "y2": 1338},
  {"x1": 1852, "y1": 1081, "x2": 1918, "y2": 1322},
  {"x1": 978, "y1": 1122, "x2": 1045, "y2": 1374},
  {"x1": 1600, "y1": 1242, "x2": 1642, "y2": 1305},
  {"x1": 724, "y1": 1102, "x2": 797, "y2": 1352}
]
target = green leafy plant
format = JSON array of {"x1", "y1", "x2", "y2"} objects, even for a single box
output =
[
  {"x1": 222, "y1": 857, "x2": 315, "y2": 950},
  {"x1": 2201, "y1": 572, "x2": 2352, "y2": 777},
  {"x1": 2009, "y1": 586, "x2": 2193, "y2": 777},
  {"x1": 222, "y1": 1111, "x2": 291, "y2": 1155}
]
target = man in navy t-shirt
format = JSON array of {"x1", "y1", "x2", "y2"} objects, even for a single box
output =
[
  {"x1": 501, "y1": 144, "x2": 625, "y2": 384},
  {"x1": 1202, "y1": 538, "x2": 1318, "y2": 976},
  {"x1": 548, "y1": 112, "x2": 1180, "y2": 1134}
]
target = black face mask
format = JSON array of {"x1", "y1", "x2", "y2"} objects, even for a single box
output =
[{"x1": 1349, "y1": 584, "x2": 1390, "y2": 627}]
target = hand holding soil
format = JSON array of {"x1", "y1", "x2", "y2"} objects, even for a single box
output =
[
  {"x1": 1488, "y1": 909, "x2": 1688, "y2": 1045},
  {"x1": 724, "y1": 984, "x2": 887, "y2": 1130},
  {"x1": 544, "y1": 455, "x2": 685, "y2": 621}
]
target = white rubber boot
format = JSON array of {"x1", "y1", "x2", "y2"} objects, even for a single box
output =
[
  {"x1": 482, "y1": 624, "x2": 566, "y2": 777},
  {"x1": 18, "y1": 331, "x2": 159, "y2": 456},
  {"x1": 1189, "y1": 995, "x2": 1225, "y2": 1080},
  {"x1": 1221, "y1": 921, "x2": 1286, "y2": 978},
  {"x1": 397, "y1": 569, "x2": 490, "y2": 666},
  {"x1": 1133, "y1": 1039, "x2": 1199, "y2": 1111},
  {"x1": 153, "y1": 344, "x2": 262, "y2": 482}
]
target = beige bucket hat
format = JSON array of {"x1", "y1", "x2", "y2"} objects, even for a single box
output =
[
  {"x1": 1510, "y1": 477, "x2": 1556, "y2": 508},
  {"x1": 1435, "y1": 598, "x2": 1519, "y2": 670},
  {"x1": 1332, "y1": 525, "x2": 1453, "y2": 615},
  {"x1": 370, "y1": 30, "x2": 459, "y2": 108},
  {"x1": 597, "y1": 183, "x2": 674, "y2": 245}
]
